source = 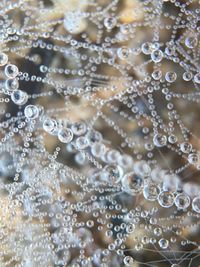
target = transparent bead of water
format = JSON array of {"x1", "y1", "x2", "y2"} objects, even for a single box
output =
[
  {"x1": 122, "y1": 172, "x2": 143, "y2": 195},
  {"x1": 39, "y1": 65, "x2": 48, "y2": 73},
  {"x1": 154, "y1": 227, "x2": 162, "y2": 236},
  {"x1": 123, "y1": 256, "x2": 134, "y2": 266},
  {"x1": 0, "y1": 52, "x2": 8, "y2": 66},
  {"x1": 86, "y1": 130, "x2": 102, "y2": 146},
  {"x1": 165, "y1": 46, "x2": 175, "y2": 56},
  {"x1": 76, "y1": 136, "x2": 89, "y2": 150},
  {"x1": 165, "y1": 71, "x2": 177, "y2": 83},
  {"x1": 194, "y1": 73, "x2": 200, "y2": 84},
  {"x1": 106, "y1": 149, "x2": 120, "y2": 164},
  {"x1": 4, "y1": 64, "x2": 19, "y2": 78},
  {"x1": 152, "y1": 70, "x2": 162, "y2": 80},
  {"x1": 180, "y1": 142, "x2": 192, "y2": 153},
  {"x1": 185, "y1": 36, "x2": 198, "y2": 48},
  {"x1": 188, "y1": 153, "x2": 199, "y2": 164},
  {"x1": 151, "y1": 50, "x2": 163, "y2": 62},
  {"x1": 153, "y1": 133, "x2": 167, "y2": 147},
  {"x1": 91, "y1": 143, "x2": 106, "y2": 158},
  {"x1": 58, "y1": 128, "x2": 73, "y2": 143},
  {"x1": 182, "y1": 71, "x2": 193, "y2": 81},
  {"x1": 141, "y1": 42, "x2": 152, "y2": 55},
  {"x1": 117, "y1": 47, "x2": 130, "y2": 59},
  {"x1": 158, "y1": 191, "x2": 174, "y2": 208},
  {"x1": 24, "y1": 105, "x2": 39, "y2": 120},
  {"x1": 192, "y1": 196, "x2": 200, "y2": 213},
  {"x1": 71, "y1": 122, "x2": 87, "y2": 136},
  {"x1": 102, "y1": 164, "x2": 123, "y2": 185},
  {"x1": 5, "y1": 78, "x2": 19, "y2": 92},
  {"x1": 174, "y1": 193, "x2": 190, "y2": 209},
  {"x1": 75, "y1": 152, "x2": 87, "y2": 165},
  {"x1": 159, "y1": 238, "x2": 169, "y2": 249},
  {"x1": 11, "y1": 90, "x2": 28, "y2": 105},
  {"x1": 168, "y1": 134, "x2": 177, "y2": 144},
  {"x1": 104, "y1": 17, "x2": 117, "y2": 29},
  {"x1": 43, "y1": 118, "x2": 58, "y2": 134},
  {"x1": 143, "y1": 183, "x2": 160, "y2": 201}
]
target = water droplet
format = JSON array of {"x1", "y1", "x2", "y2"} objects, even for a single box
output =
[
  {"x1": 43, "y1": 118, "x2": 58, "y2": 134},
  {"x1": 151, "y1": 50, "x2": 163, "y2": 62},
  {"x1": 165, "y1": 71, "x2": 177, "y2": 83},
  {"x1": 5, "y1": 78, "x2": 19, "y2": 92},
  {"x1": 117, "y1": 46, "x2": 130, "y2": 59},
  {"x1": 143, "y1": 183, "x2": 160, "y2": 201},
  {"x1": 58, "y1": 128, "x2": 73, "y2": 143},
  {"x1": 174, "y1": 193, "x2": 190, "y2": 209},
  {"x1": 123, "y1": 256, "x2": 134, "y2": 266},
  {"x1": 102, "y1": 164, "x2": 123, "y2": 185},
  {"x1": 141, "y1": 42, "x2": 152, "y2": 55},
  {"x1": 185, "y1": 36, "x2": 198, "y2": 48},
  {"x1": 158, "y1": 191, "x2": 174, "y2": 208},
  {"x1": 4, "y1": 64, "x2": 19, "y2": 78},
  {"x1": 158, "y1": 238, "x2": 169, "y2": 249},
  {"x1": 24, "y1": 105, "x2": 39, "y2": 119},
  {"x1": 153, "y1": 133, "x2": 167, "y2": 147},
  {"x1": 180, "y1": 142, "x2": 192, "y2": 153},
  {"x1": 71, "y1": 122, "x2": 87, "y2": 136},
  {"x1": 0, "y1": 52, "x2": 8, "y2": 66},
  {"x1": 104, "y1": 17, "x2": 117, "y2": 30},
  {"x1": 192, "y1": 196, "x2": 200, "y2": 213},
  {"x1": 122, "y1": 172, "x2": 143, "y2": 195},
  {"x1": 11, "y1": 90, "x2": 28, "y2": 105}
]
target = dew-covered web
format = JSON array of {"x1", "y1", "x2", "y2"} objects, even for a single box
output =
[{"x1": 1, "y1": 0, "x2": 200, "y2": 266}]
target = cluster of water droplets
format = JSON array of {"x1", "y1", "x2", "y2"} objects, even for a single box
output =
[{"x1": 0, "y1": 0, "x2": 200, "y2": 266}]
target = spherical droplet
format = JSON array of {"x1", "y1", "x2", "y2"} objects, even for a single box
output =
[
  {"x1": 153, "y1": 133, "x2": 167, "y2": 147},
  {"x1": 194, "y1": 73, "x2": 200, "y2": 84},
  {"x1": 174, "y1": 193, "x2": 190, "y2": 209},
  {"x1": 182, "y1": 71, "x2": 193, "y2": 81},
  {"x1": 122, "y1": 172, "x2": 143, "y2": 195},
  {"x1": 4, "y1": 64, "x2": 19, "y2": 78},
  {"x1": 102, "y1": 164, "x2": 123, "y2": 185},
  {"x1": 71, "y1": 122, "x2": 87, "y2": 136},
  {"x1": 0, "y1": 52, "x2": 8, "y2": 66},
  {"x1": 159, "y1": 238, "x2": 169, "y2": 249},
  {"x1": 188, "y1": 153, "x2": 199, "y2": 164},
  {"x1": 11, "y1": 90, "x2": 28, "y2": 105},
  {"x1": 86, "y1": 130, "x2": 102, "y2": 146},
  {"x1": 76, "y1": 136, "x2": 89, "y2": 149},
  {"x1": 152, "y1": 70, "x2": 162, "y2": 80},
  {"x1": 185, "y1": 36, "x2": 198, "y2": 48},
  {"x1": 165, "y1": 71, "x2": 177, "y2": 83},
  {"x1": 168, "y1": 134, "x2": 177, "y2": 144},
  {"x1": 5, "y1": 78, "x2": 19, "y2": 92},
  {"x1": 180, "y1": 142, "x2": 192, "y2": 153},
  {"x1": 104, "y1": 17, "x2": 117, "y2": 30},
  {"x1": 91, "y1": 143, "x2": 106, "y2": 158},
  {"x1": 143, "y1": 183, "x2": 160, "y2": 201},
  {"x1": 192, "y1": 196, "x2": 200, "y2": 213},
  {"x1": 58, "y1": 128, "x2": 73, "y2": 143},
  {"x1": 158, "y1": 191, "x2": 174, "y2": 208},
  {"x1": 24, "y1": 105, "x2": 39, "y2": 120},
  {"x1": 151, "y1": 50, "x2": 163, "y2": 63},
  {"x1": 117, "y1": 47, "x2": 130, "y2": 59},
  {"x1": 43, "y1": 118, "x2": 58, "y2": 134},
  {"x1": 123, "y1": 256, "x2": 134, "y2": 266},
  {"x1": 141, "y1": 42, "x2": 152, "y2": 55}
]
